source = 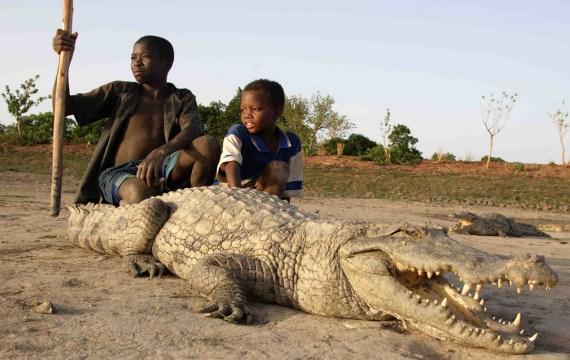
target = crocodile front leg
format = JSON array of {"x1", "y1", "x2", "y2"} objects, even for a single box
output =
[{"x1": 187, "y1": 254, "x2": 280, "y2": 324}]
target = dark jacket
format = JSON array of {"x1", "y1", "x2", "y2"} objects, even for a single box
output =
[{"x1": 72, "y1": 81, "x2": 202, "y2": 204}]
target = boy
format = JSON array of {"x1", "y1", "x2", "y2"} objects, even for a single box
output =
[
  {"x1": 52, "y1": 30, "x2": 220, "y2": 205},
  {"x1": 217, "y1": 79, "x2": 303, "y2": 199}
]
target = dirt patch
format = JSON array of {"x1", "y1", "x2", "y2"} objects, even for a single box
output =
[{"x1": 0, "y1": 171, "x2": 569, "y2": 359}]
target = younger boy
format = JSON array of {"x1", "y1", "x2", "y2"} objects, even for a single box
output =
[{"x1": 217, "y1": 79, "x2": 303, "y2": 199}]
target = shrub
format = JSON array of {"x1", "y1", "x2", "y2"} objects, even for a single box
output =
[
  {"x1": 513, "y1": 162, "x2": 525, "y2": 171},
  {"x1": 343, "y1": 134, "x2": 376, "y2": 156},
  {"x1": 322, "y1": 137, "x2": 346, "y2": 155},
  {"x1": 431, "y1": 151, "x2": 456, "y2": 162},
  {"x1": 360, "y1": 144, "x2": 387, "y2": 164},
  {"x1": 0, "y1": 112, "x2": 74, "y2": 145},
  {"x1": 480, "y1": 155, "x2": 505, "y2": 163},
  {"x1": 388, "y1": 124, "x2": 423, "y2": 164},
  {"x1": 70, "y1": 118, "x2": 105, "y2": 144}
]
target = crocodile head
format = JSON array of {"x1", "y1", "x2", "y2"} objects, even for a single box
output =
[{"x1": 339, "y1": 224, "x2": 558, "y2": 354}]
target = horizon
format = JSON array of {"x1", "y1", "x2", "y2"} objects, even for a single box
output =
[{"x1": 1, "y1": 0, "x2": 569, "y2": 164}]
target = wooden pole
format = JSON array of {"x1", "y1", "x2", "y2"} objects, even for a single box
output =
[{"x1": 50, "y1": 0, "x2": 73, "y2": 217}]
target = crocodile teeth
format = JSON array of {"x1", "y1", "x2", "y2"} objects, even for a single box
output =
[
  {"x1": 474, "y1": 292, "x2": 480, "y2": 301},
  {"x1": 476, "y1": 284, "x2": 483, "y2": 292},
  {"x1": 519, "y1": 329, "x2": 525, "y2": 335},
  {"x1": 427, "y1": 271, "x2": 433, "y2": 279},
  {"x1": 517, "y1": 287, "x2": 522, "y2": 294},
  {"x1": 479, "y1": 299, "x2": 485, "y2": 306},
  {"x1": 509, "y1": 280, "x2": 513, "y2": 287},
  {"x1": 513, "y1": 313, "x2": 521, "y2": 327},
  {"x1": 435, "y1": 271, "x2": 441, "y2": 276},
  {"x1": 529, "y1": 333, "x2": 538, "y2": 342},
  {"x1": 418, "y1": 269, "x2": 423, "y2": 276},
  {"x1": 529, "y1": 283, "x2": 535, "y2": 291},
  {"x1": 461, "y1": 284, "x2": 471, "y2": 295},
  {"x1": 441, "y1": 298, "x2": 448, "y2": 308},
  {"x1": 497, "y1": 279, "x2": 503, "y2": 288}
]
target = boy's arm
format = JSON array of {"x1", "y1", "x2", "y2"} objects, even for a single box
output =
[
  {"x1": 221, "y1": 161, "x2": 241, "y2": 188},
  {"x1": 216, "y1": 126, "x2": 245, "y2": 188},
  {"x1": 137, "y1": 92, "x2": 203, "y2": 186},
  {"x1": 52, "y1": 29, "x2": 77, "y2": 116}
]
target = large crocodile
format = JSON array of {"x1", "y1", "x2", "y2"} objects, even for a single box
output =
[{"x1": 66, "y1": 187, "x2": 559, "y2": 354}]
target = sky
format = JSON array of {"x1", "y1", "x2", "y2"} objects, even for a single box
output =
[{"x1": 1, "y1": 0, "x2": 569, "y2": 163}]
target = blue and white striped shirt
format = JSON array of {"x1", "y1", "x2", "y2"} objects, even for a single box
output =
[{"x1": 217, "y1": 124, "x2": 303, "y2": 197}]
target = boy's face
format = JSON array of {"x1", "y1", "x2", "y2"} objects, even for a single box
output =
[
  {"x1": 130, "y1": 41, "x2": 171, "y2": 85},
  {"x1": 240, "y1": 90, "x2": 283, "y2": 135}
]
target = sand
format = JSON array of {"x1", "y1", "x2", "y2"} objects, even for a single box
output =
[{"x1": 1, "y1": 171, "x2": 568, "y2": 359}]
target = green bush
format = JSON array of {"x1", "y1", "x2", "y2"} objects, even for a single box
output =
[
  {"x1": 513, "y1": 162, "x2": 525, "y2": 171},
  {"x1": 0, "y1": 112, "x2": 74, "y2": 145},
  {"x1": 322, "y1": 137, "x2": 345, "y2": 155},
  {"x1": 431, "y1": 152, "x2": 456, "y2": 161},
  {"x1": 388, "y1": 124, "x2": 423, "y2": 164},
  {"x1": 70, "y1": 118, "x2": 105, "y2": 144},
  {"x1": 344, "y1": 134, "x2": 377, "y2": 156},
  {"x1": 480, "y1": 155, "x2": 505, "y2": 163},
  {"x1": 360, "y1": 145, "x2": 387, "y2": 164}
]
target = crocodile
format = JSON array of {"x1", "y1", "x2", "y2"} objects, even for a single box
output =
[
  {"x1": 66, "y1": 187, "x2": 559, "y2": 354},
  {"x1": 451, "y1": 212, "x2": 550, "y2": 237}
]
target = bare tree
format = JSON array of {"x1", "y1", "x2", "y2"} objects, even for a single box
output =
[
  {"x1": 548, "y1": 100, "x2": 569, "y2": 166},
  {"x1": 480, "y1": 92, "x2": 518, "y2": 168},
  {"x1": 380, "y1": 108, "x2": 392, "y2": 163}
]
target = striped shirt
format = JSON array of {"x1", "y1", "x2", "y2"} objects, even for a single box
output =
[{"x1": 217, "y1": 124, "x2": 303, "y2": 197}]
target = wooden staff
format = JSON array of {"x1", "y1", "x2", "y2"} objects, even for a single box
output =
[{"x1": 50, "y1": 0, "x2": 73, "y2": 216}]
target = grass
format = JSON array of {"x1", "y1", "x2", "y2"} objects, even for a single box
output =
[
  {"x1": 2, "y1": 151, "x2": 569, "y2": 212},
  {"x1": 304, "y1": 167, "x2": 570, "y2": 211}
]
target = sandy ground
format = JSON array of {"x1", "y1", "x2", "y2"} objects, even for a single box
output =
[{"x1": 0, "y1": 171, "x2": 569, "y2": 359}]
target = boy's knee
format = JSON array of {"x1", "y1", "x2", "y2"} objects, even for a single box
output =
[
  {"x1": 191, "y1": 135, "x2": 221, "y2": 161},
  {"x1": 118, "y1": 179, "x2": 155, "y2": 205},
  {"x1": 266, "y1": 160, "x2": 290, "y2": 182}
]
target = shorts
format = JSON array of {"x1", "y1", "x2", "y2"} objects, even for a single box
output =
[{"x1": 98, "y1": 151, "x2": 181, "y2": 205}]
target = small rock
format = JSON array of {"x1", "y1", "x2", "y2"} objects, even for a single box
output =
[{"x1": 34, "y1": 301, "x2": 56, "y2": 314}]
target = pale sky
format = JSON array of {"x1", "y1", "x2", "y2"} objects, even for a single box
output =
[{"x1": 1, "y1": 0, "x2": 569, "y2": 163}]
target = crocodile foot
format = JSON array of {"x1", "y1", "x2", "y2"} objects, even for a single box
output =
[
  {"x1": 125, "y1": 254, "x2": 166, "y2": 279},
  {"x1": 198, "y1": 302, "x2": 254, "y2": 324}
]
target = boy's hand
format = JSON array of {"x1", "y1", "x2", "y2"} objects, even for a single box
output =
[
  {"x1": 137, "y1": 148, "x2": 168, "y2": 188},
  {"x1": 52, "y1": 29, "x2": 78, "y2": 54}
]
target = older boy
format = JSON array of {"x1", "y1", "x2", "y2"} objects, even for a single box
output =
[
  {"x1": 217, "y1": 79, "x2": 303, "y2": 199},
  {"x1": 52, "y1": 30, "x2": 220, "y2": 205}
]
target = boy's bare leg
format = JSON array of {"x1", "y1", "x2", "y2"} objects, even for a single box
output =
[
  {"x1": 118, "y1": 178, "x2": 160, "y2": 205},
  {"x1": 169, "y1": 135, "x2": 221, "y2": 188},
  {"x1": 255, "y1": 160, "x2": 289, "y2": 198}
]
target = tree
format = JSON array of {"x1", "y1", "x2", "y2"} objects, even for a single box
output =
[
  {"x1": 322, "y1": 137, "x2": 345, "y2": 155},
  {"x1": 388, "y1": 124, "x2": 423, "y2": 164},
  {"x1": 2, "y1": 75, "x2": 50, "y2": 136},
  {"x1": 303, "y1": 92, "x2": 354, "y2": 155},
  {"x1": 280, "y1": 95, "x2": 312, "y2": 154},
  {"x1": 343, "y1": 134, "x2": 376, "y2": 156},
  {"x1": 199, "y1": 100, "x2": 228, "y2": 143},
  {"x1": 548, "y1": 100, "x2": 569, "y2": 166},
  {"x1": 198, "y1": 89, "x2": 242, "y2": 144},
  {"x1": 0, "y1": 112, "x2": 74, "y2": 145},
  {"x1": 480, "y1": 91, "x2": 518, "y2": 168},
  {"x1": 380, "y1": 108, "x2": 392, "y2": 163},
  {"x1": 70, "y1": 118, "x2": 105, "y2": 144}
]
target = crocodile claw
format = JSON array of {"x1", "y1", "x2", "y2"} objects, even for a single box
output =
[
  {"x1": 125, "y1": 255, "x2": 166, "y2": 279},
  {"x1": 199, "y1": 302, "x2": 254, "y2": 324}
]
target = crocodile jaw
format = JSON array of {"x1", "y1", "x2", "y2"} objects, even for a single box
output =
[{"x1": 339, "y1": 226, "x2": 558, "y2": 354}]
